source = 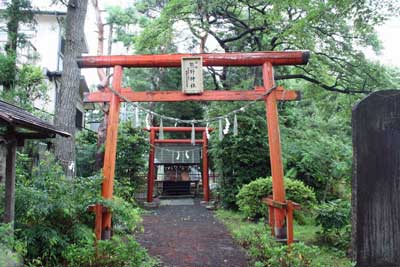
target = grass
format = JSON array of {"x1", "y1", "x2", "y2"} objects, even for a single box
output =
[{"x1": 215, "y1": 209, "x2": 354, "y2": 267}]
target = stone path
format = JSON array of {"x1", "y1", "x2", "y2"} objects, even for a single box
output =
[{"x1": 136, "y1": 199, "x2": 249, "y2": 267}]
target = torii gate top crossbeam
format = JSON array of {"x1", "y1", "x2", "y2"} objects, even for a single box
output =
[
  {"x1": 77, "y1": 51, "x2": 309, "y2": 68},
  {"x1": 80, "y1": 51, "x2": 309, "y2": 103}
]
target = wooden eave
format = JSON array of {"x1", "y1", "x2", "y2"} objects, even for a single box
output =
[{"x1": 0, "y1": 100, "x2": 70, "y2": 139}]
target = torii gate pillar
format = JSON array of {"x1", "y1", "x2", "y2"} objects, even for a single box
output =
[
  {"x1": 263, "y1": 62, "x2": 286, "y2": 238},
  {"x1": 202, "y1": 131, "x2": 210, "y2": 202},
  {"x1": 95, "y1": 66, "x2": 123, "y2": 240}
]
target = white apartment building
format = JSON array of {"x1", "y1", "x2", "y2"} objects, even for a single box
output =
[{"x1": 0, "y1": 0, "x2": 90, "y2": 130}]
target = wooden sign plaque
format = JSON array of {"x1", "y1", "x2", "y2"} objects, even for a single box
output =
[{"x1": 181, "y1": 56, "x2": 203, "y2": 94}]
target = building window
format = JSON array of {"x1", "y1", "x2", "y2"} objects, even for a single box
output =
[
  {"x1": 57, "y1": 36, "x2": 65, "y2": 71},
  {"x1": 60, "y1": 36, "x2": 65, "y2": 55},
  {"x1": 0, "y1": 0, "x2": 7, "y2": 9},
  {"x1": 75, "y1": 109, "x2": 83, "y2": 130}
]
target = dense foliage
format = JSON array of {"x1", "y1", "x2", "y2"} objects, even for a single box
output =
[
  {"x1": 236, "y1": 177, "x2": 317, "y2": 219},
  {"x1": 0, "y1": 0, "x2": 35, "y2": 90},
  {"x1": 76, "y1": 122, "x2": 148, "y2": 198},
  {"x1": 315, "y1": 199, "x2": 351, "y2": 251},
  {"x1": 208, "y1": 102, "x2": 270, "y2": 208},
  {"x1": 114, "y1": 0, "x2": 400, "y2": 92},
  {"x1": 0, "y1": 60, "x2": 49, "y2": 110},
  {"x1": 280, "y1": 89, "x2": 355, "y2": 201},
  {"x1": 216, "y1": 210, "x2": 353, "y2": 267},
  {"x1": 75, "y1": 129, "x2": 98, "y2": 177},
  {"x1": 0, "y1": 223, "x2": 25, "y2": 267},
  {"x1": 63, "y1": 235, "x2": 158, "y2": 267},
  {"x1": 114, "y1": 122, "x2": 148, "y2": 183},
  {"x1": 0, "y1": 152, "x2": 156, "y2": 267}
]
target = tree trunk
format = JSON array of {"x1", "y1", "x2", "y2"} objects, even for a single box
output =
[
  {"x1": 54, "y1": 0, "x2": 88, "y2": 176},
  {"x1": 91, "y1": 0, "x2": 112, "y2": 171},
  {"x1": 106, "y1": 23, "x2": 113, "y2": 76},
  {"x1": 6, "y1": 1, "x2": 18, "y2": 55},
  {"x1": 91, "y1": 0, "x2": 106, "y2": 82},
  {"x1": 94, "y1": 112, "x2": 107, "y2": 169},
  {"x1": 3, "y1": 0, "x2": 21, "y2": 91},
  {"x1": 0, "y1": 140, "x2": 6, "y2": 185},
  {"x1": 4, "y1": 136, "x2": 16, "y2": 225}
]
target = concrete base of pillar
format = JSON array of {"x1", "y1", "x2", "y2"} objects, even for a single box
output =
[
  {"x1": 143, "y1": 201, "x2": 159, "y2": 209},
  {"x1": 102, "y1": 228, "x2": 111, "y2": 240},
  {"x1": 275, "y1": 226, "x2": 287, "y2": 240},
  {"x1": 275, "y1": 238, "x2": 299, "y2": 244}
]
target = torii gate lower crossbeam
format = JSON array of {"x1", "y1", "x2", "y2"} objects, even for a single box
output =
[
  {"x1": 146, "y1": 127, "x2": 212, "y2": 203},
  {"x1": 79, "y1": 51, "x2": 309, "y2": 241}
]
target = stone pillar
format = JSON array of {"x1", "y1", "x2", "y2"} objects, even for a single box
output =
[{"x1": 352, "y1": 90, "x2": 400, "y2": 267}]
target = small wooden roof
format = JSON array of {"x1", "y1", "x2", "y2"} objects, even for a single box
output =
[{"x1": 0, "y1": 100, "x2": 70, "y2": 139}]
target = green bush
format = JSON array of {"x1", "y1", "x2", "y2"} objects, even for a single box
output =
[
  {"x1": 64, "y1": 235, "x2": 158, "y2": 267},
  {"x1": 0, "y1": 53, "x2": 16, "y2": 85},
  {"x1": 264, "y1": 242, "x2": 321, "y2": 267},
  {"x1": 76, "y1": 122, "x2": 148, "y2": 202},
  {"x1": 315, "y1": 199, "x2": 350, "y2": 232},
  {"x1": 14, "y1": 154, "x2": 100, "y2": 265},
  {"x1": 0, "y1": 184, "x2": 4, "y2": 218},
  {"x1": 216, "y1": 212, "x2": 321, "y2": 267},
  {"x1": 0, "y1": 223, "x2": 26, "y2": 267},
  {"x1": 13, "y1": 152, "x2": 153, "y2": 266},
  {"x1": 0, "y1": 58, "x2": 49, "y2": 110},
  {"x1": 315, "y1": 199, "x2": 351, "y2": 250},
  {"x1": 115, "y1": 122, "x2": 148, "y2": 186},
  {"x1": 236, "y1": 177, "x2": 317, "y2": 219},
  {"x1": 76, "y1": 129, "x2": 98, "y2": 177},
  {"x1": 208, "y1": 102, "x2": 271, "y2": 209},
  {"x1": 216, "y1": 210, "x2": 352, "y2": 267}
]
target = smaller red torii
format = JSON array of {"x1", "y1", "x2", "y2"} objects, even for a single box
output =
[{"x1": 145, "y1": 127, "x2": 212, "y2": 202}]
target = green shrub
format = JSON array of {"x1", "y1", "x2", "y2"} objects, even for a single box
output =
[
  {"x1": 216, "y1": 210, "x2": 352, "y2": 267},
  {"x1": 265, "y1": 242, "x2": 321, "y2": 267},
  {"x1": 0, "y1": 223, "x2": 26, "y2": 267},
  {"x1": 0, "y1": 53, "x2": 16, "y2": 85},
  {"x1": 13, "y1": 152, "x2": 152, "y2": 266},
  {"x1": 14, "y1": 154, "x2": 101, "y2": 265},
  {"x1": 216, "y1": 212, "x2": 320, "y2": 267},
  {"x1": 315, "y1": 199, "x2": 351, "y2": 250},
  {"x1": 208, "y1": 102, "x2": 271, "y2": 209},
  {"x1": 0, "y1": 58, "x2": 49, "y2": 110},
  {"x1": 76, "y1": 129, "x2": 98, "y2": 177},
  {"x1": 64, "y1": 235, "x2": 158, "y2": 267},
  {"x1": 76, "y1": 123, "x2": 148, "y2": 203},
  {"x1": 236, "y1": 177, "x2": 317, "y2": 219},
  {"x1": 315, "y1": 199, "x2": 350, "y2": 232},
  {"x1": 0, "y1": 184, "x2": 4, "y2": 218},
  {"x1": 101, "y1": 196, "x2": 143, "y2": 234}
]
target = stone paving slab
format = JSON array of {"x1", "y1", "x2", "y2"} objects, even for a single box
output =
[
  {"x1": 136, "y1": 199, "x2": 249, "y2": 267},
  {"x1": 160, "y1": 199, "x2": 195, "y2": 206}
]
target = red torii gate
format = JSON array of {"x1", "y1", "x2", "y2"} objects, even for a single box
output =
[
  {"x1": 146, "y1": 127, "x2": 212, "y2": 203},
  {"x1": 79, "y1": 50, "x2": 309, "y2": 241}
]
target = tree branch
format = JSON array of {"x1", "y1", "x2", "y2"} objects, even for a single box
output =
[
  {"x1": 275, "y1": 74, "x2": 372, "y2": 94},
  {"x1": 91, "y1": 0, "x2": 106, "y2": 82},
  {"x1": 220, "y1": 26, "x2": 266, "y2": 43}
]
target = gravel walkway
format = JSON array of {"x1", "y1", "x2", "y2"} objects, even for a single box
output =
[{"x1": 136, "y1": 199, "x2": 249, "y2": 267}]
